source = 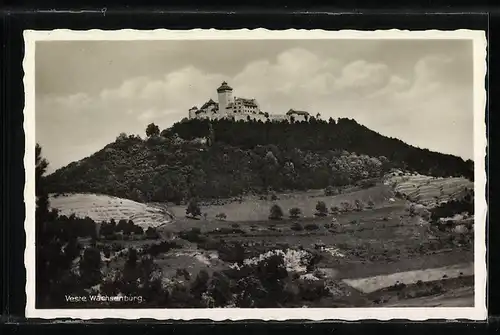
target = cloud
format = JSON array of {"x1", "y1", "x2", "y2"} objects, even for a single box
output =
[
  {"x1": 36, "y1": 48, "x2": 473, "y2": 173},
  {"x1": 333, "y1": 60, "x2": 390, "y2": 92}
]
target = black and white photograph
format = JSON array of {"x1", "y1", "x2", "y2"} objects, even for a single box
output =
[{"x1": 24, "y1": 29, "x2": 487, "y2": 320}]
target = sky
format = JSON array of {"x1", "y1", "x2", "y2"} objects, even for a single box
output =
[{"x1": 35, "y1": 38, "x2": 474, "y2": 173}]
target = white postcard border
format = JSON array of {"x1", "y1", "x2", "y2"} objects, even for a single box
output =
[{"x1": 23, "y1": 28, "x2": 488, "y2": 321}]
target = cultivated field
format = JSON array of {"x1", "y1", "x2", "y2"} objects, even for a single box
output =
[
  {"x1": 49, "y1": 193, "x2": 172, "y2": 229},
  {"x1": 384, "y1": 172, "x2": 473, "y2": 206}
]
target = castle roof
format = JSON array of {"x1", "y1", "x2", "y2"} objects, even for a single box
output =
[
  {"x1": 287, "y1": 109, "x2": 309, "y2": 116},
  {"x1": 235, "y1": 97, "x2": 258, "y2": 107},
  {"x1": 189, "y1": 106, "x2": 198, "y2": 110},
  {"x1": 217, "y1": 81, "x2": 233, "y2": 92},
  {"x1": 200, "y1": 99, "x2": 218, "y2": 110}
]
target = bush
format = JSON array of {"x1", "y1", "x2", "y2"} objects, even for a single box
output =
[
  {"x1": 179, "y1": 228, "x2": 204, "y2": 243},
  {"x1": 269, "y1": 204, "x2": 284, "y2": 220},
  {"x1": 324, "y1": 186, "x2": 338, "y2": 196},
  {"x1": 216, "y1": 241, "x2": 246, "y2": 263},
  {"x1": 304, "y1": 223, "x2": 319, "y2": 231},
  {"x1": 207, "y1": 227, "x2": 246, "y2": 235},
  {"x1": 176, "y1": 268, "x2": 191, "y2": 280},
  {"x1": 315, "y1": 201, "x2": 328, "y2": 217},
  {"x1": 358, "y1": 178, "x2": 377, "y2": 189},
  {"x1": 291, "y1": 222, "x2": 303, "y2": 231},
  {"x1": 289, "y1": 207, "x2": 302, "y2": 219},
  {"x1": 330, "y1": 206, "x2": 340, "y2": 214},
  {"x1": 143, "y1": 241, "x2": 182, "y2": 256},
  {"x1": 340, "y1": 202, "x2": 352, "y2": 212},
  {"x1": 430, "y1": 283, "x2": 445, "y2": 295},
  {"x1": 298, "y1": 279, "x2": 329, "y2": 301}
]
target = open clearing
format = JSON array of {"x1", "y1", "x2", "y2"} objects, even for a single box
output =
[
  {"x1": 167, "y1": 184, "x2": 395, "y2": 222},
  {"x1": 49, "y1": 193, "x2": 172, "y2": 229}
]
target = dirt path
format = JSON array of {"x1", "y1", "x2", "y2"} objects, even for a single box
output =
[{"x1": 342, "y1": 262, "x2": 473, "y2": 293}]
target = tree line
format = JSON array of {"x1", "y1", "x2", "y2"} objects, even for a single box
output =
[{"x1": 171, "y1": 118, "x2": 473, "y2": 180}]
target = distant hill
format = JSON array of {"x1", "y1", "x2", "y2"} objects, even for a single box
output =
[{"x1": 44, "y1": 118, "x2": 473, "y2": 203}]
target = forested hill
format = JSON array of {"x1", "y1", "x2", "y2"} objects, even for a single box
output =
[
  {"x1": 44, "y1": 118, "x2": 473, "y2": 203},
  {"x1": 170, "y1": 118, "x2": 473, "y2": 179}
]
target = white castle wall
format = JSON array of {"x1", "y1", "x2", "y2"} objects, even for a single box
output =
[
  {"x1": 189, "y1": 82, "x2": 313, "y2": 123},
  {"x1": 232, "y1": 113, "x2": 268, "y2": 122},
  {"x1": 190, "y1": 112, "x2": 310, "y2": 123},
  {"x1": 288, "y1": 114, "x2": 308, "y2": 123}
]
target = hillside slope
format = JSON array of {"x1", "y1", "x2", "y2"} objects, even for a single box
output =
[
  {"x1": 384, "y1": 171, "x2": 473, "y2": 206},
  {"x1": 49, "y1": 193, "x2": 172, "y2": 229},
  {"x1": 45, "y1": 118, "x2": 473, "y2": 203}
]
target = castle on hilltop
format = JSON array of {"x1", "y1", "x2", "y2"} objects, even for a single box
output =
[{"x1": 188, "y1": 81, "x2": 311, "y2": 123}]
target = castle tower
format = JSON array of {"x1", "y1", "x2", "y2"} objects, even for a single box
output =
[{"x1": 217, "y1": 81, "x2": 233, "y2": 116}]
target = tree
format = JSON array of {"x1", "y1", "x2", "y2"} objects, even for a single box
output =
[
  {"x1": 269, "y1": 204, "x2": 284, "y2": 220},
  {"x1": 324, "y1": 186, "x2": 337, "y2": 196},
  {"x1": 289, "y1": 207, "x2": 302, "y2": 219},
  {"x1": 116, "y1": 219, "x2": 128, "y2": 233},
  {"x1": 207, "y1": 122, "x2": 215, "y2": 147},
  {"x1": 215, "y1": 213, "x2": 227, "y2": 221},
  {"x1": 35, "y1": 144, "x2": 49, "y2": 224},
  {"x1": 354, "y1": 199, "x2": 364, "y2": 211},
  {"x1": 36, "y1": 144, "x2": 83, "y2": 307},
  {"x1": 186, "y1": 199, "x2": 202, "y2": 218},
  {"x1": 146, "y1": 123, "x2": 160, "y2": 137},
  {"x1": 79, "y1": 247, "x2": 102, "y2": 287},
  {"x1": 116, "y1": 132, "x2": 128, "y2": 141},
  {"x1": 145, "y1": 227, "x2": 159, "y2": 239},
  {"x1": 207, "y1": 271, "x2": 233, "y2": 307},
  {"x1": 315, "y1": 201, "x2": 328, "y2": 217}
]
